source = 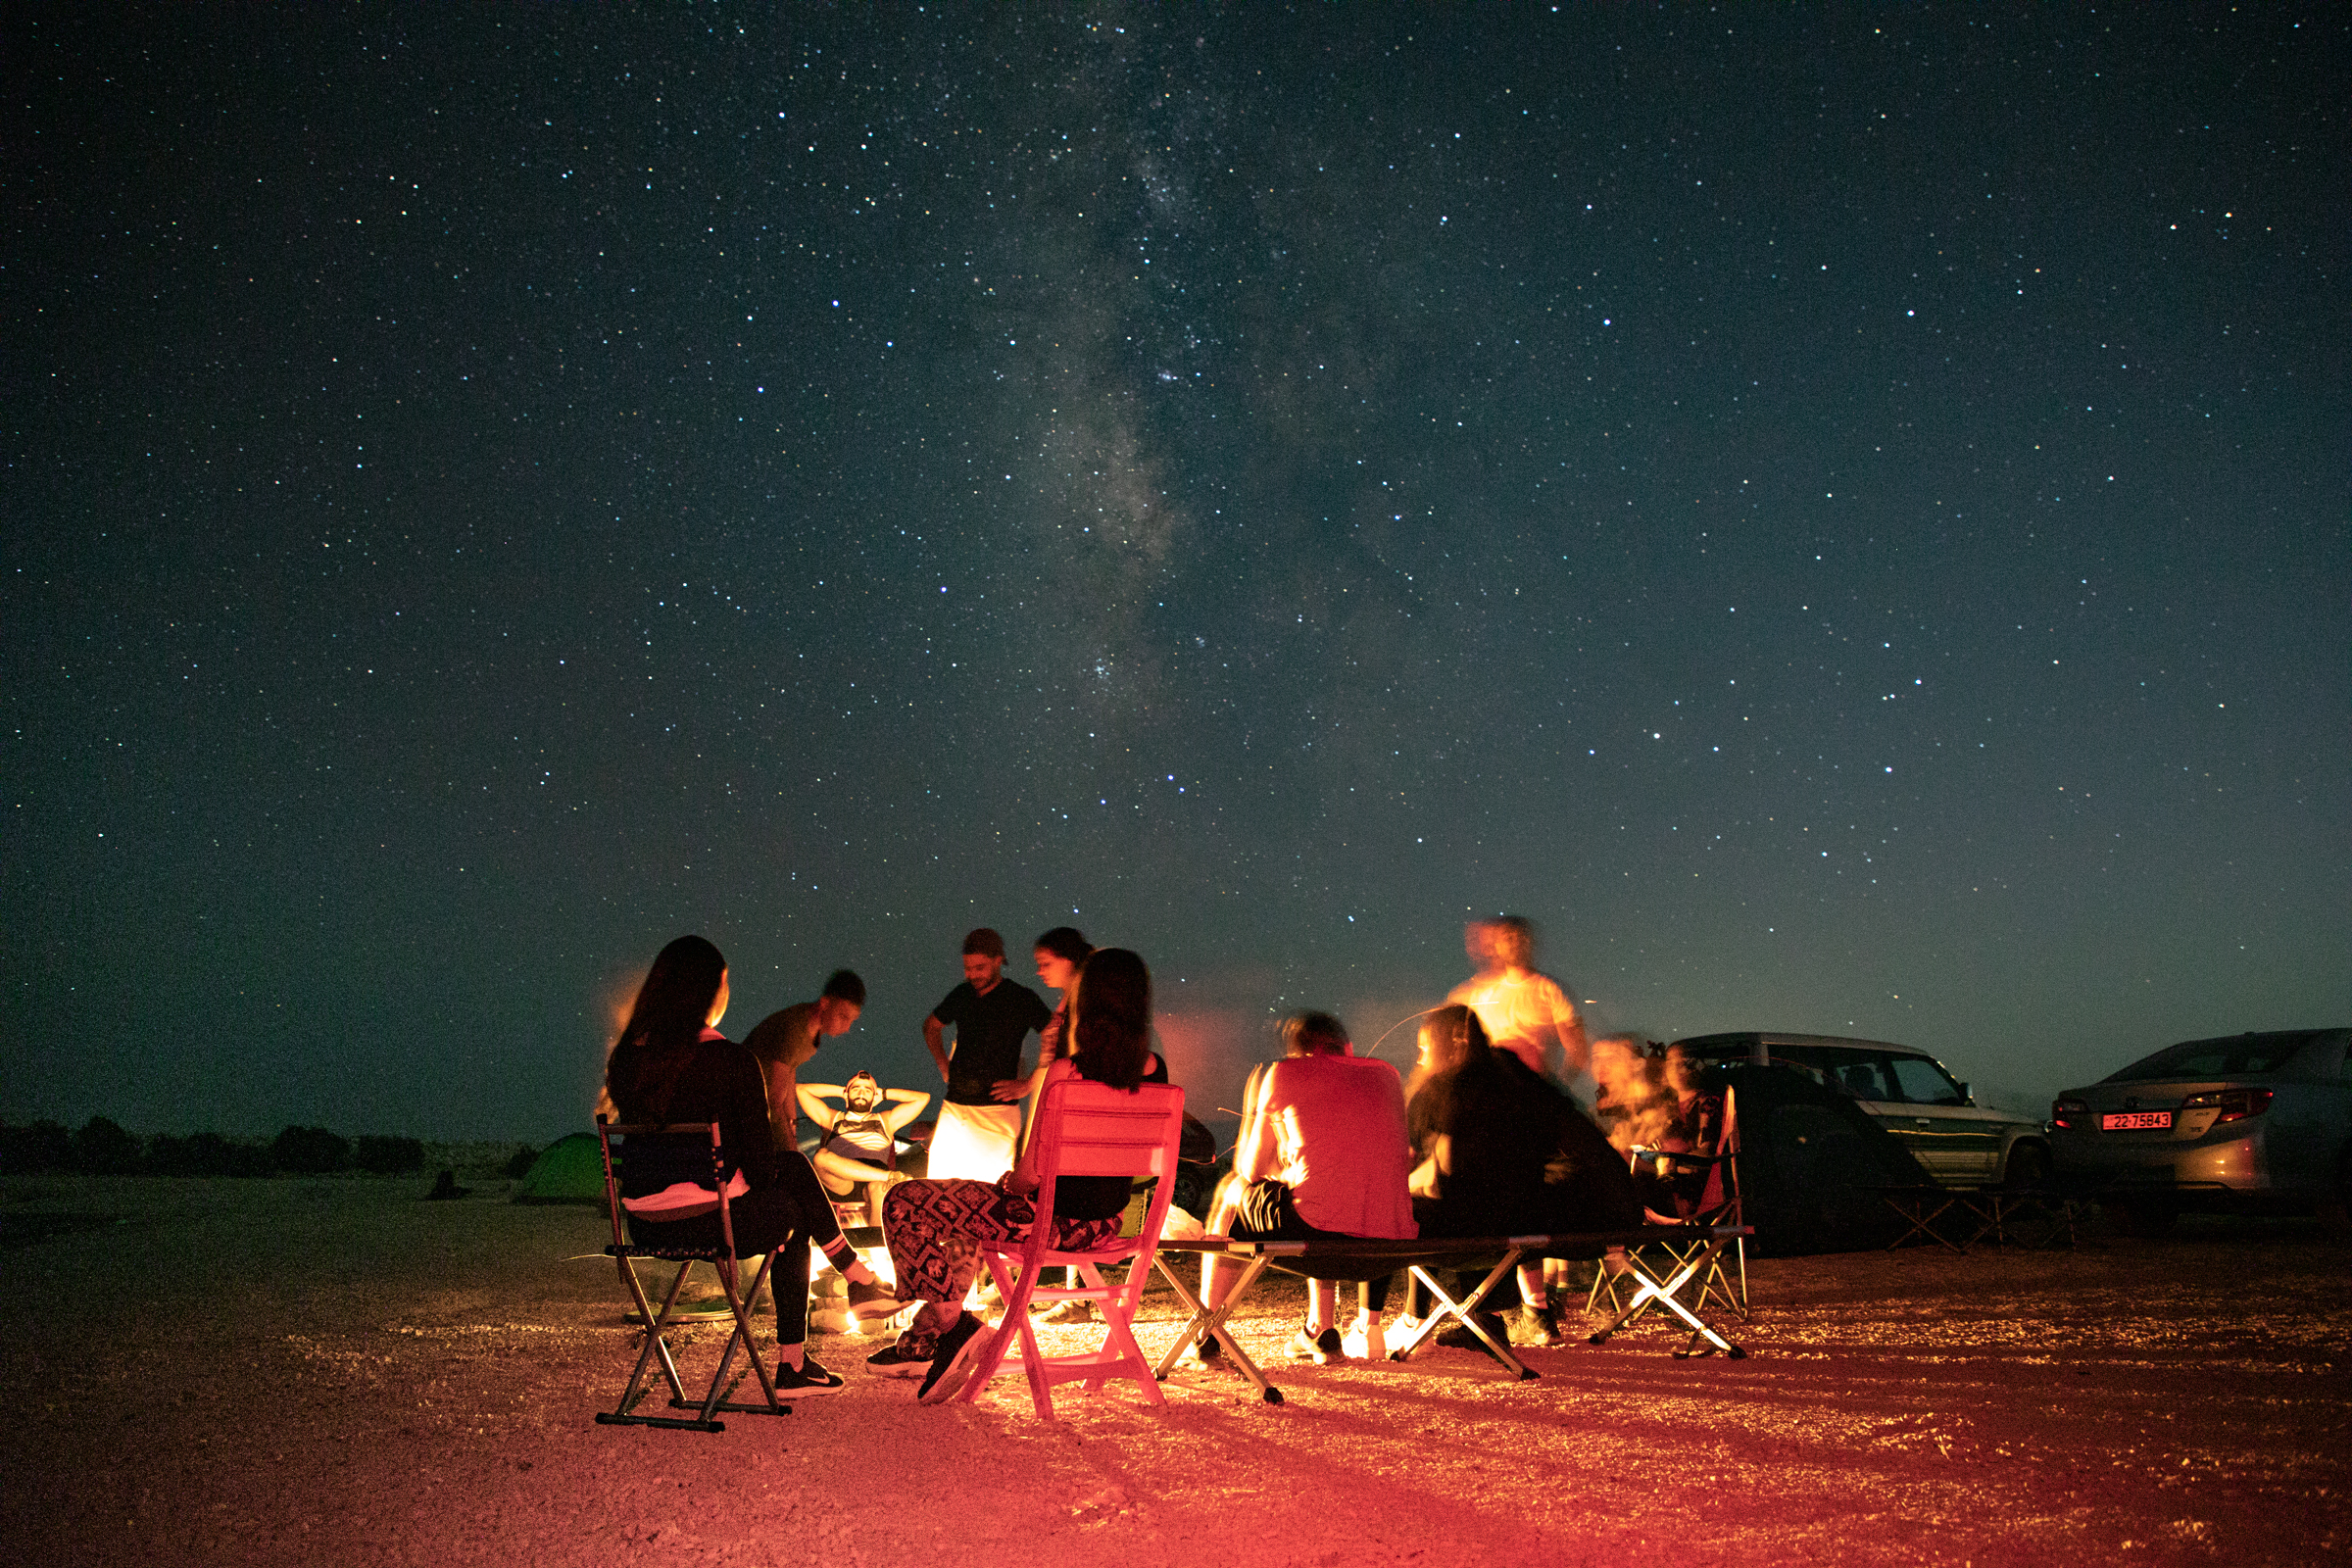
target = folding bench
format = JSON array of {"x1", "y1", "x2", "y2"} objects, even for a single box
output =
[
  {"x1": 592, "y1": 1117, "x2": 789, "y2": 1433},
  {"x1": 1154, "y1": 1223, "x2": 1751, "y2": 1402}
]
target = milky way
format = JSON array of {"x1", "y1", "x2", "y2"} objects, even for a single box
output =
[{"x1": 3, "y1": 6, "x2": 2343, "y2": 1138}]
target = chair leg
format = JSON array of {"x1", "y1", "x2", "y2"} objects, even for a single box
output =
[
  {"x1": 957, "y1": 1253, "x2": 1025, "y2": 1403},
  {"x1": 1152, "y1": 1251, "x2": 1285, "y2": 1403},
  {"x1": 610, "y1": 1259, "x2": 695, "y2": 1416}
]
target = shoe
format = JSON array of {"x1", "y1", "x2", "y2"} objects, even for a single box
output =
[
  {"x1": 866, "y1": 1332, "x2": 936, "y2": 1378},
  {"x1": 1434, "y1": 1311, "x2": 1511, "y2": 1361},
  {"x1": 1187, "y1": 1333, "x2": 1224, "y2": 1367},
  {"x1": 1513, "y1": 1302, "x2": 1564, "y2": 1348},
  {"x1": 1031, "y1": 1297, "x2": 1098, "y2": 1324},
  {"x1": 1341, "y1": 1312, "x2": 1386, "y2": 1361},
  {"x1": 846, "y1": 1276, "x2": 902, "y2": 1316},
  {"x1": 916, "y1": 1313, "x2": 991, "y2": 1403},
  {"x1": 772, "y1": 1353, "x2": 844, "y2": 1396},
  {"x1": 1287, "y1": 1323, "x2": 1343, "y2": 1365}
]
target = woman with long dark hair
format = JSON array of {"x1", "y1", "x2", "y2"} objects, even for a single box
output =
[
  {"x1": 1403, "y1": 1004, "x2": 1640, "y2": 1348},
  {"x1": 871, "y1": 947, "x2": 1156, "y2": 1402},
  {"x1": 604, "y1": 935, "x2": 889, "y2": 1396}
]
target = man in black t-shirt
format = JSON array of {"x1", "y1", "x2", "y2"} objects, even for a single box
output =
[{"x1": 920, "y1": 927, "x2": 1051, "y2": 1181}]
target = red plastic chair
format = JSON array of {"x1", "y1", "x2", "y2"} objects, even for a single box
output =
[{"x1": 956, "y1": 1079, "x2": 1187, "y2": 1418}]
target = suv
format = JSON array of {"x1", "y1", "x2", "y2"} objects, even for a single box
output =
[{"x1": 1675, "y1": 1032, "x2": 2051, "y2": 1188}]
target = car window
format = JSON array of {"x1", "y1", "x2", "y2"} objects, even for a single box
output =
[
  {"x1": 1886, "y1": 1056, "x2": 1967, "y2": 1106},
  {"x1": 1831, "y1": 1057, "x2": 1894, "y2": 1101},
  {"x1": 2106, "y1": 1035, "x2": 2316, "y2": 1082}
]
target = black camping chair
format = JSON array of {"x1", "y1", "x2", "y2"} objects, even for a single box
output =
[{"x1": 593, "y1": 1116, "x2": 789, "y2": 1433}]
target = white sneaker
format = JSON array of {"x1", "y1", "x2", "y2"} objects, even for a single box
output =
[{"x1": 1342, "y1": 1313, "x2": 1387, "y2": 1361}]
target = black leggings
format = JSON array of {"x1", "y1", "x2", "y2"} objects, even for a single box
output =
[{"x1": 627, "y1": 1152, "x2": 848, "y2": 1345}]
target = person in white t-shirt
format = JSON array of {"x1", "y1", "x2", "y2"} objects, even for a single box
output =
[{"x1": 1446, "y1": 915, "x2": 1588, "y2": 1085}]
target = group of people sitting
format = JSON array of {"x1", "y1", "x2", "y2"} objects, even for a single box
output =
[
  {"x1": 603, "y1": 927, "x2": 1170, "y2": 1403},
  {"x1": 602, "y1": 918, "x2": 1729, "y2": 1405},
  {"x1": 1198, "y1": 1004, "x2": 1726, "y2": 1365}
]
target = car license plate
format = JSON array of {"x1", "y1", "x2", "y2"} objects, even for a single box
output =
[{"x1": 2101, "y1": 1110, "x2": 2173, "y2": 1132}]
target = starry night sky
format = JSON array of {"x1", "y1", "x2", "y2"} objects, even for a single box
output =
[{"x1": 5, "y1": 5, "x2": 2345, "y2": 1142}]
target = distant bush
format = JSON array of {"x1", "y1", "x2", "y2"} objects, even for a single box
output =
[
  {"x1": 353, "y1": 1135, "x2": 424, "y2": 1175},
  {"x1": 0, "y1": 1120, "x2": 74, "y2": 1174},
  {"x1": 146, "y1": 1132, "x2": 272, "y2": 1177},
  {"x1": 72, "y1": 1116, "x2": 143, "y2": 1175},
  {"x1": 504, "y1": 1144, "x2": 540, "y2": 1180},
  {"x1": 270, "y1": 1124, "x2": 351, "y2": 1174}
]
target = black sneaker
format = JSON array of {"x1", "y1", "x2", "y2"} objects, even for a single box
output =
[
  {"x1": 866, "y1": 1333, "x2": 936, "y2": 1378},
  {"x1": 916, "y1": 1312, "x2": 990, "y2": 1403},
  {"x1": 846, "y1": 1277, "x2": 902, "y2": 1316},
  {"x1": 773, "y1": 1353, "x2": 845, "y2": 1396}
]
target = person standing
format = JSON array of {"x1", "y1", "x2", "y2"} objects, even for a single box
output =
[
  {"x1": 741, "y1": 969, "x2": 866, "y2": 1157},
  {"x1": 1446, "y1": 915, "x2": 1588, "y2": 1086},
  {"x1": 921, "y1": 928, "x2": 1051, "y2": 1182}
]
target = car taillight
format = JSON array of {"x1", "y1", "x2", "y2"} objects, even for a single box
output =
[
  {"x1": 2051, "y1": 1097, "x2": 2089, "y2": 1130},
  {"x1": 2180, "y1": 1088, "x2": 2274, "y2": 1123}
]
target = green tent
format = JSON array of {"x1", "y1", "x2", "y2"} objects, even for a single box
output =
[{"x1": 512, "y1": 1132, "x2": 608, "y2": 1204}]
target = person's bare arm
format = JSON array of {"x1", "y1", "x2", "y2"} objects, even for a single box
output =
[
  {"x1": 1003, "y1": 1059, "x2": 1076, "y2": 1199},
  {"x1": 922, "y1": 1015, "x2": 951, "y2": 1080},
  {"x1": 878, "y1": 1087, "x2": 931, "y2": 1135},
  {"x1": 1233, "y1": 1063, "x2": 1280, "y2": 1183},
  {"x1": 992, "y1": 1059, "x2": 1043, "y2": 1103},
  {"x1": 794, "y1": 1084, "x2": 840, "y2": 1128},
  {"x1": 760, "y1": 1057, "x2": 801, "y2": 1140},
  {"x1": 1408, "y1": 1133, "x2": 1452, "y2": 1199},
  {"x1": 1555, "y1": 1012, "x2": 1590, "y2": 1079}
]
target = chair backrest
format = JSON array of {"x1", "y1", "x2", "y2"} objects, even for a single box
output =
[
  {"x1": 595, "y1": 1118, "x2": 735, "y2": 1254},
  {"x1": 1024, "y1": 1079, "x2": 1187, "y2": 1258}
]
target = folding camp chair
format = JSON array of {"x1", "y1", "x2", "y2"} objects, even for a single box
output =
[
  {"x1": 593, "y1": 1117, "x2": 788, "y2": 1433},
  {"x1": 955, "y1": 1080, "x2": 1187, "y2": 1419},
  {"x1": 1589, "y1": 1085, "x2": 1747, "y2": 1325}
]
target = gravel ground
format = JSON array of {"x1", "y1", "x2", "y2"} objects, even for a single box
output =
[{"x1": 4, "y1": 1173, "x2": 2346, "y2": 1566}]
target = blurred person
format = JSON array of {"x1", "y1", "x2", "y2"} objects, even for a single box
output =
[
  {"x1": 1202, "y1": 1011, "x2": 1415, "y2": 1364},
  {"x1": 1447, "y1": 916, "x2": 1588, "y2": 1085},
  {"x1": 1645, "y1": 1042, "x2": 1728, "y2": 1217},
  {"x1": 741, "y1": 968, "x2": 867, "y2": 1156},
  {"x1": 871, "y1": 949, "x2": 1160, "y2": 1401},
  {"x1": 797, "y1": 1070, "x2": 931, "y2": 1223},
  {"x1": 603, "y1": 937, "x2": 890, "y2": 1397},
  {"x1": 1592, "y1": 1035, "x2": 1675, "y2": 1157},
  {"x1": 1031, "y1": 926, "x2": 1093, "y2": 1065},
  {"x1": 1032, "y1": 925, "x2": 1170, "y2": 1086},
  {"x1": 921, "y1": 928, "x2": 1053, "y2": 1182},
  {"x1": 1402, "y1": 1005, "x2": 1640, "y2": 1348}
]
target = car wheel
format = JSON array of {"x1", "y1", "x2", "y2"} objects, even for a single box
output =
[
  {"x1": 2101, "y1": 1198, "x2": 2178, "y2": 1239},
  {"x1": 2002, "y1": 1142, "x2": 2052, "y2": 1192}
]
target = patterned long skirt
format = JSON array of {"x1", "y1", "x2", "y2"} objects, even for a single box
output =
[{"x1": 882, "y1": 1177, "x2": 1120, "y2": 1315}]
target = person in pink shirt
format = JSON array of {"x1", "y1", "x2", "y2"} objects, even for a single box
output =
[{"x1": 1201, "y1": 1011, "x2": 1415, "y2": 1363}]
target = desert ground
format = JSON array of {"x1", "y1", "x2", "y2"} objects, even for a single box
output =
[{"x1": 4, "y1": 1165, "x2": 2346, "y2": 1567}]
